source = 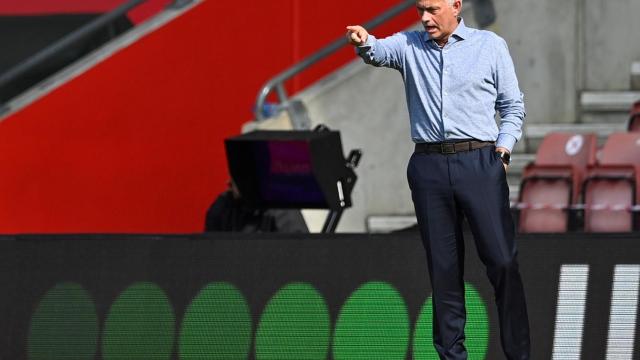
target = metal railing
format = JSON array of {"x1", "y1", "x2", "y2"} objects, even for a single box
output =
[
  {"x1": 0, "y1": 0, "x2": 192, "y2": 109},
  {"x1": 254, "y1": 0, "x2": 415, "y2": 121}
]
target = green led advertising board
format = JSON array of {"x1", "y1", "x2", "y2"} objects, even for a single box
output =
[{"x1": 1, "y1": 232, "x2": 639, "y2": 359}]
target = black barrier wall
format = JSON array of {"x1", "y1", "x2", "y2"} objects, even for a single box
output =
[{"x1": 1, "y1": 232, "x2": 639, "y2": 359}]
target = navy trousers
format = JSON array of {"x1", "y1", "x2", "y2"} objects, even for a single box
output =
[{"x1": 407, "y1": 144, "x2": 530, "y2": 360}]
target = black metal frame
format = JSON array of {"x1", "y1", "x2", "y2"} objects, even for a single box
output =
[
  {"x1": 321, "y1": 149, "x2": 362, "y2": 233},
  {"x1": 322, "y1": 209, "x2": 344, "y2": 233},
  {"x1": 0, "y1": 0, "x2": 192, "y2": 111}
]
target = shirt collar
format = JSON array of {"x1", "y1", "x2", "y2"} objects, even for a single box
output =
[{"x1": 423, "y1": 17, "x2": 471, "y2": 44}]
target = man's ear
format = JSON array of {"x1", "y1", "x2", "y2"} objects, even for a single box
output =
[{"x1": 453, "y1": 0, "x2": 462, "y2": 16}]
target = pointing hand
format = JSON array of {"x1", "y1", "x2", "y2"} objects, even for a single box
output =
[{"x1": 346, "y1": 25, "x2": 369, "y2": 46}]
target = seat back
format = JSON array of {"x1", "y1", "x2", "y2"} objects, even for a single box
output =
[
  {"x1": 599, "y1": 132, "x2": 640, "y2": 175},
  {"x1": 584, "y1": 180, "x2": 634, "y2": 232},
  {"x1": 536, "y1": 133, "x2": 597, "y2": 197},
  {"x1": 583, "y1": 133, "x2": 640, "y2": 232},
  {"x1": 535, "y1": 133, "x2": 597, "y2": 167},
  {"x1": 533, "y1": 132, "x2": 597, "y2": 202},
  {"x1": 518, "y1": 179, "x2": 571, "y2": 233},
  {"x1": 518, "y1": 133, "x2": 597, "y2": 233}
]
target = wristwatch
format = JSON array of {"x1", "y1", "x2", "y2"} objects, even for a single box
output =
[{"x1": 496, "y1": 151, "x2": 511, "y2": 165}]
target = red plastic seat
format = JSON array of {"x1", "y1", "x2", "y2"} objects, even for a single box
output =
[
  {"x1": 518, "y1": 176, "x2": 572, "y2": 233},
  {"x1": 583, "y1": 132, "x2": 640, "y2": 232},
  {"x1": 628, "y1": 100, "x2": 640, "y2": 132},
  {"x1": 518, "y1": 133, "x2": 597, "y2": 233}
]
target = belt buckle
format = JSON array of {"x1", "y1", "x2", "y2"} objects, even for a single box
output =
[{"x1": 441, "y1": 143, "x2": 456, "y2": 154}]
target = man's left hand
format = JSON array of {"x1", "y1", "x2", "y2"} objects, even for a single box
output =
[{"x1": 496, "y1": 147, "x2": 510, "y2": 172}]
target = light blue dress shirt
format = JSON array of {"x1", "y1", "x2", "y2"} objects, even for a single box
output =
[{"x1": 357, "y1": 19, "x2": 525, "y2": 152}]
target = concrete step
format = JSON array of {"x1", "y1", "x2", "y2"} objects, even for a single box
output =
[
  {"x1": 509, "y1": 153, "x2": 536, "y2": 173},
  {"x1": 580, "y1": 112, "x2": 629, "y2": 125},
  {"x1": 580, "y1": 91, "x2": 640, "y2": 112},
  {"x1": 579, "y1": 90, "x2": 638, "y2": 124},
  {"x1": 523, "y1": 122, "x2": 627, "y2": 152},
  {"x1": 366, "y1": 215, "x2": 417, "y2": 233}
]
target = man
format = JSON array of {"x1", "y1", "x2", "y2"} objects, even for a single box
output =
[
  {"x1": 346, "y1": 0, "x2": 530, "y2": 359},
  {"x1": 204, "y1": 179, "x2": 308, "y2": 233}
]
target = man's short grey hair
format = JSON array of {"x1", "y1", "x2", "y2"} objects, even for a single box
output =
[{"x1": 417, "y1": 0, "x2": 457, "y2": 5}]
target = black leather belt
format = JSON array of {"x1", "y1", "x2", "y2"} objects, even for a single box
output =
[{"x1": 414, "y1": 140, "x2": 495, "y2": 154}]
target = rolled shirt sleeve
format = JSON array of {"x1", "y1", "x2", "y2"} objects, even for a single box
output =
[
  {"x1": 494, "y1": 38, "x2": 525, "y2": 152},
  {"x1": 356, "y1": 33, "x2": 407, "y2": 71}
]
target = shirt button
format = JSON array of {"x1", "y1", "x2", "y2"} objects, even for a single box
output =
[{"x1": 444, "y1": 92, "x2": 448, "y2": 96}]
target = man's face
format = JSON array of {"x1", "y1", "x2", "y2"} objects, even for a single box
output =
[{"x1": 416, "y1": 0, "x2": 461, "y2": 41}]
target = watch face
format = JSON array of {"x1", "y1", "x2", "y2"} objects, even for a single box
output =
[{"x1": 497, "y1": 151, "x2": 510, "y2": 165}]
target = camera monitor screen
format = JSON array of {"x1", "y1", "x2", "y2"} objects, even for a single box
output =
[{"x1": 225, "y1": 130, "x2": 351, "y2": 209}]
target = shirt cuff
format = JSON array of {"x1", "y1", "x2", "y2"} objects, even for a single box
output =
[
  {"x1": 355, "y1": 35, "x2": 376, "y2": 53},
  {"x1": 496, "y1": 133, "x2": 517, "y2": 153}
]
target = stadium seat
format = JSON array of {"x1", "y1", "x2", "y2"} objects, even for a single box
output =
[
  {"x1": 628, "y1": 100, "x2": 640, "y2": 132},
  {"x1": 518, "y1": 133, "x2": 597, "y2": 233},
  {"x1": 583, "y1": 132, "x2": 640, "y2": 232}
]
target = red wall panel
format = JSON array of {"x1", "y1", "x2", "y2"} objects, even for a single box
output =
[
  {"x1": 0, "y1": 0, "x2": 171, "y2": 24},
  {"x1": 293, "y1": 1, "x2": 417, "y2": 91},
  {"x1": 0, "y1": 0, "x2": 126, "y2": 14},
  {"x1": 0, "y1": 0, "x2": 417, "y2": 233}
]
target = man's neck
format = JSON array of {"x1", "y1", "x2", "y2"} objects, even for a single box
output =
[
  {"x1": 435, "y1": 17, "x2": 461, "y2": 48},
  {"x1": 435, "y1": 37, "x2": 449, "y2": 48}
]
